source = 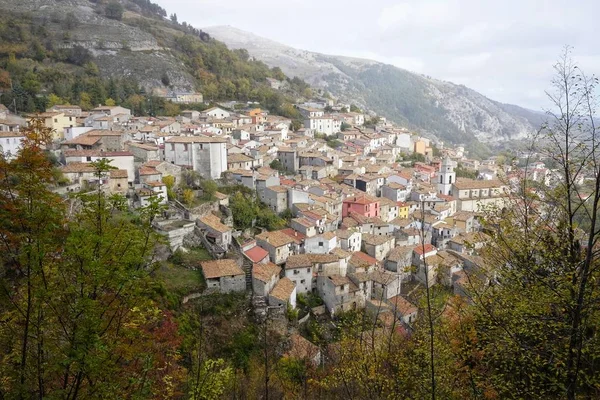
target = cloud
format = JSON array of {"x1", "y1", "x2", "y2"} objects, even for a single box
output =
[
  {"x1": 377, "y1": 0, "x2": 459, "y2": 31},
  {"x1": 162, "y1": 0, "x2": 600, "y2": 110}
]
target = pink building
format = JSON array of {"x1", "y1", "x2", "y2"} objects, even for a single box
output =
[{"x1": 342, "y1": 194, "x2": 380, "y2": 218}]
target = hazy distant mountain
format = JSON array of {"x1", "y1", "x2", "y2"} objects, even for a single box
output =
[{"x1": 204, "y1": 25, "x2": 545, "y2": 149}]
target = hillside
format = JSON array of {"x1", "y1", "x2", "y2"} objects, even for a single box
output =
[
  {"x1": 0, "y1": 0, "x2": 308, "y2": 116},
  {"x1": 204, "y1": 25, "x2": 545, "y2": 147}
]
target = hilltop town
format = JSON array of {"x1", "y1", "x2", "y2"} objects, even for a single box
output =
[{"x1": 1, "y1": 96, "x2": 558, "y2": 323}]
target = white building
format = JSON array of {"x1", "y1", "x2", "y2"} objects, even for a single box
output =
[
  {"x1": 305, "y1": 232, "x2": 337, "y2": 254},
  {"x1": 164, "y1": 136, "x2": 227, "y2": 180},
  {"x1": 63, "y1": 150, "x2": 135, "y2": 184},
  {"x1": 304, "y1": 116, "x2": 341, "y2": 136},
  {"x1": 0, "y1": 132, "x2": 25, "y2": 159},
  {"x1": 204, "y1": 107, "x2": 231, "y2": 119},
  {"x1": 436, "y1": 157, "x2": 457, "y2": 196}
]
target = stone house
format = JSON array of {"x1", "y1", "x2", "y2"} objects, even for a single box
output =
[
  {"x1": 305, "y1": 232, "x2": 337, "y2": 255},
  {"x1": 286, "y1": 334, "x2": 321, "y2": 366},
  {"x1": 197, "y1": 214, "x2": 232, "y2": 251},
  {"x1": 63, "y1": 150, "x2": 135, "y2": 184},
  {"x1": 244, "y1": 246, "x2": 270, "y2": 265},
  {"x1": 252, "y1": 262, "x2": 281, "y2": 297},
  {"x1": 290, "y1": 218, "x2": 317, "y2": 238},
  {"x1": 317, "y1": 274, "x2": 366, "y2": 316},
  {"x1": 264, "y1": 186, "x2": 289, "y2": 214},
  {"x1": 277, "y1": 147, "x2": 298, "y2": 172},
  {"x1": 108, "y1": 169, "x2": 128, "y2": 194},
  {"x1": 348, "y1": 251, "x2": 378, "y2": 273},
  {"x1": 268, "y1": 277, "x2": 297, "y2": 309},
  {"x1": 370, "y1": 271, "x2": 402, "y2": 300},
  {"x1": 127, "y1": 142, "x2": 161, "y2": 162},
  {"x1": 284, "y1": 254, "x2": 314, "y2": 294},
  {"x1": 447, "y1": 232, "x2": 488, "y2": 255},
  {"x1": 256, "y1": 230, "x2": 295, "y2": 265},
  {"x1": 381, "y1": 183, "x2": 409, "y2": 202},
  {"x1": 336, "y1": 229, "x2": 362, "y2": 253},
  {"x1": 227, "y1": 153, "x2": 255, "y2": 170},
  {"x1": 413, "y1": 244, "x2": 439, "y2": 287},
  {"x1": 385, "y1": 245, "x2": 415, "y2": 278},
  {"x1": 61, "y1": 130, "x2": 124, "y2": 152},
  {"x1": 378, "y1": 197, "x2": 399, "y2": 222},
  {"x1": 362, "y1": 234, "x2": 395, "y2": 261},
  {"x1": 348, "y1": 272, "x2": 373, "y2": 300},
  {"x1": 387, "y1": 295, "x2": 418, "y2": 325},
  {"x1": 201, "y1": 259, "x2": 246, "y2": 293}
]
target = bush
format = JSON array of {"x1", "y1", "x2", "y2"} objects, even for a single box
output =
[{"x1": 105, "y1": 2, "x2": 124, "y2": 20}]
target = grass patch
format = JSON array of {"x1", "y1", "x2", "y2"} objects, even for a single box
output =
[{"x1": 156, "y1": 263, "x2": 204, "y2": 296}]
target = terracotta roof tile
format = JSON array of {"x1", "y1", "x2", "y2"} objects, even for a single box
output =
[
  {"x1": 270, "y1": 277, "x2": 295, "y2": 300},
  {"x1": 201, "y1": 259, "x2": 244, "y2": 279},
  {"x1": 252, "y1": 262, "x2": 280, "y2": 282},
  {"x1": 245, "y1": 246, "x2": 270, "y2": 263}
]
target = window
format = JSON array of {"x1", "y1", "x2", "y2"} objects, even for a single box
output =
[
  {"x1": 318, "y1": 241, "x2": 323, "y2": 247},
  {"x1": 184, "y1": 143, "x2": 188, "y2": 151},
  {"x1": 300, "y1": 279, "x2": 305, "y2": 284},
  {"x1": 449, "y1": 176, "x2": 453, "y2": 184},
  {"x1": 294, "y1": 269, "x2": 299, "y2": 275},
  {"x1": 86, "y1": 156, "x2": 91, "y2": 161}
]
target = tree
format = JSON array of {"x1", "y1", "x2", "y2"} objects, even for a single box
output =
[
  {"x1": 105, "y1": 97, "x2": 116, "y2": 106},
  {"x1": 162, "y1": 175, "x2": 175, "y2": 200},
  {"x1": 63, "y1": 12, "x2": 78, "y2": 30},
  {"x1": 47, "y1": 93, "x2": 65, "y2": 108},
  {"x1": 0, "y1": 68, "x2": 11, "y2": 90},
  {"x1": 105, "y1": 2, "x2": 124, "y2": 20},
  {"x1": 200, "y1": 179, "x2": 218, "y2": 201},
  {"x1": 182, "y1": 188, "x2": 195, "y2": 208},
  {"x1": 269, "y1": 159, "x2": 286, "y2": 173},
  {"x1": 271, "y1": 66, "x2": 286, "y2": 81},
  {"x1": 0, "y1": 122, "x2": 183, "y2": 397},
  {"x1": 79, "y1": 91, "x2": 92, "y2": 110},
  {"x1": 84, "y1": 61, "x2": 99, "y2": 76},
  {"x1": 230, "y1": 192, "x2": 256, "y2": 230},
  {"x1": 350, "y1": 104, "x2": 362, "y2": 113},
  {"x1": 340, "y1": 122, "x2": 351, "y2": 131},
  {"x1": 170, "y1": 13, "x2": 178, "y2": 23},
  {"x1": 290, "y1": 120, "x2": 303, "y2": 132},
  {"x1": 458, "y1": 47, "x2": 600, "y2": 399}
]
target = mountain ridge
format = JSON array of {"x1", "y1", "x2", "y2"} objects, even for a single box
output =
[{"x1": 204, "y1": 25, "x2": 545, "y2": 148}]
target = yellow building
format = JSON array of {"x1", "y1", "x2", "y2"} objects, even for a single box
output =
[
  {"x1": 398, "y1": 202, "x2": 410, "y2": 219},
  {"x1": 37, "y1": 112, "x2": 76, "y2": 141},
  {"x1": 414, "y1": 139, "x2": 427, "y2": 155}
]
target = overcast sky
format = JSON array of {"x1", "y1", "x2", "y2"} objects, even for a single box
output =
[{"x1": 161, "y1": 0, "x2": 600, "y2": 110}]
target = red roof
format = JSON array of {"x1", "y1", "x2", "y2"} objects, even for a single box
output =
[
  {"x1": 280, "y1": 228, "x2": 306, "y2": 243},
  {"x1": 437, "y1": 193, "x2": 456, "y2": 201},
  {"x1": 244, "y1": 246, "x2": 269, "y2": 263},
  {"x1": 414, "y1": 244, "x2": 436, "y2": 255},
  {"x1": 343, "y1": 194, "x2": 378, "y2": 205},
  {"x1": 352, "y1": 251, "x2": 377, "y2": 266},
  {"x1": 280, "y1": 178, "x2": 296, "y2": 186}
]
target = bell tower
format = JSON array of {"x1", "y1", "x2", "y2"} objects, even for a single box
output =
[{"x1": 437, "y1": 157, "x2": 456, "y2": 196}]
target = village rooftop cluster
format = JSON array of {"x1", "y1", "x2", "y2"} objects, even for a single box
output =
[{"x1": 0, "y1": 97, "x2": 561, "y2": 330}]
